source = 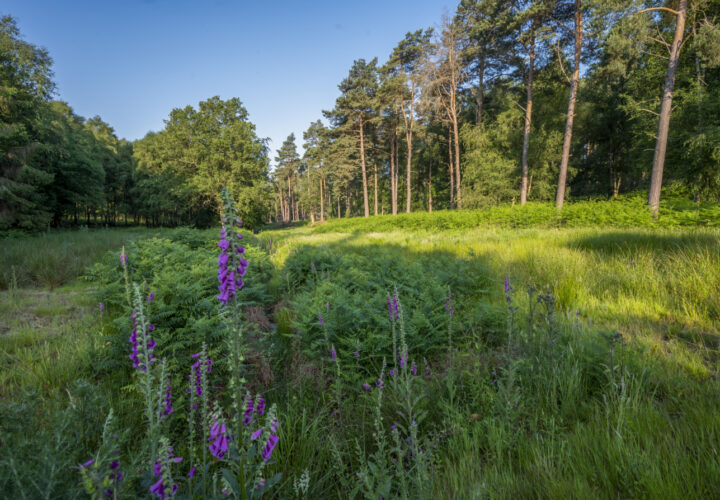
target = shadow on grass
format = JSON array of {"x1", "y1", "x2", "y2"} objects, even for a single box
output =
[{"x1": 567, "y1": 230, "x2": 720, "y2": 255}]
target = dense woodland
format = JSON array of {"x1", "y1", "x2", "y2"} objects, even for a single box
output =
[{"x1": 2, "y1": 0, "x2": 720, "y2": 231}]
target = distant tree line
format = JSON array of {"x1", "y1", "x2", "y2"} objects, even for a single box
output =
[
  {"x1": 0, "y1": 15, "x2": 271, "y2": 231},
  {"x1": 273, "y1": 0, "x2": 720, "y2": 223},
  {"x1": 4, "y1": 0, "x2": 720, "y2": 232}
]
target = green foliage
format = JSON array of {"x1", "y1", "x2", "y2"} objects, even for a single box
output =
[
  {"x1": 133, "y1": 96, "x2": 272, "y2": 229},
  {"x1": 308, "y1": 194, "x2": 720, "y2": 234},
  {"x1": 87, "y1": 229, "x2": 277, "y2": 377}
]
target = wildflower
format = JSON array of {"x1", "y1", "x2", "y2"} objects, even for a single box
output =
[
  {"x1": 147, "y1": 292, "x2": 155, "y2": 302},
  {"x1": 120, "y1": 248, "x2": 126, "y2": 266},
  {"x1": 108, "y1": 460, "x2": 123, "y2": 486},
  {"x1": 446, "y1": 291, "x2": 455, "y2": 316},
  {"x1": 262, "y1": 432, "x2": 279, "y2": 461},
  {"x1": 363, "y1": 383, "x2": 372, "y2": 391},
  {"x1": 256, "y1": 396, "x2": 265, "y2": 416},
  {"x1": 630, "y1": 260, "x2": 635, "y2": 266},
  {"x1": 311, "y1": 262, "x2": 316, "y2": 272},
  {"x1": 128, "y1": 324, "x2": 155, "y2": 371},
  {"x1": 188, "y1": 466, "x2": 196, "y2": 478},
  {"x1": 209, "y1": 417, "x2": 229, "y2": 459},
  {"x1": 318, "y1": 314, "x2": 324, "y2": 327},
  {"x1": 391, "y1": 424, "x2": 397, "y2": 430},
  {"x1": 257, "y1": 478, "x2": 266, "y2": 489},
  {"x1": 81, "y1": 459, "x2": 95, "y2": 468},
  {"x1": 161, "y1": 380, "x2": 173, "y2": 417},
  {"x1": 411, "y1": 361, "x2": 417, "y2": 376},
  {"x1": 353, "y1": 351, "x2": 360, "y2": 359},
  {"x1": 243, "y1": 394, "x2": 254, "y2": 425},
  {"x1": 331, "y1": 345, "x2": 337, "y2": 363},
  {"x1": 187, "y1": 352, "x2": 212, "y2": 408},
  {"x1": 387, "y1": 296, "x2": 394, "y2": 322},
  {"x1": 504, "y1": 277, "x2": 512, "y2": 294},
  {"x1": 251, "y1": 428, "x2": 264, "y2": 440},
  {"x1": 216, "y1": 203, "x2": 248, "y2": 305},
  {"x1": 150, "y1": 449, "x2": 182, "y2": 499},
  {"x1": 99, "y1": 302, "x2": 104, "y2": 312}
]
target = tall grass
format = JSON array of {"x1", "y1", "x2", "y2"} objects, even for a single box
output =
[{"x1": 0, "y1": 227, "x2": 162, "y2": 289}]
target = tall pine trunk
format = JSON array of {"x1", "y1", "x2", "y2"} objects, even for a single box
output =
[
  {"x1": 428, "y1": 159, "x2": 433, "y2": 212},
  {"x1": 359, "y1": 118, "x2": 370, "y2": 217},
  {"x1": 448, "y1": 125, "x2": 454, "y2": 209},
  {"x1": 452, "y1": 110, "x2": 461, "y2": 208},
  {"x1": 320, "y1": 175, "x2": 325, "y2": 221},
  {"x1": 391, "y1": 130, "x2": 398, "y2": 215},
  {"x1": 555, "y1": 0, "x2": 583, "y2": 210},
  {"x1": 374, "y1": 161, "x2": 378, "y2": 216},
  {"x1": 520, "y1": 24, "x2": 536, "y2": 205},
  {"x1": 648, "y1": 0, "x2": 687, "y2": 213}
]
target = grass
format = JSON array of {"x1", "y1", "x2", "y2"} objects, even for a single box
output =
[
  {"x1": 1, "y1": 204, "x2": 720, "y2": 498},
  {"x1": 0, "y1": 227, "x2": 165, "y2": 289},
  {"x1": 0, "y1": 282, "x2": 103, "y2": 398}
]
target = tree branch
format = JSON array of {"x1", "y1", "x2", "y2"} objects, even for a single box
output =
[
  {"x1": 548, "y1": 14, "x2": 575, "y2": 35},
  {"x1": 637, "y1": 107, "x2": 660, "y2": 116},
  {"x1": 555, "y1": 41, "x2": 572, "y2": 84},
  {"x1": 637, "y1": 7, "x2": 680, "y2": 16}
]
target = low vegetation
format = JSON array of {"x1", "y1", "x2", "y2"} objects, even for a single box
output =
[{"x1": 1, "y1": 200, "x2": 719, "y2": 498}]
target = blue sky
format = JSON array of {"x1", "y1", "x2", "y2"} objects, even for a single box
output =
[{"x1": 6, "y1": 0, "x2": 455, "y2": 158}]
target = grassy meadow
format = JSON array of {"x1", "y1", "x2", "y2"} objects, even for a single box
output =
[{"x1": 1, "y1": 200, "x2": 720, "y2": 498}]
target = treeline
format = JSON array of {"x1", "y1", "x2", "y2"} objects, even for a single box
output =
[
  {"x1": 0, "y1": 15, "x2": 272, "y2": 231},
  {"x1": 273, "y1": 0, "x2": 720, "y2": 223}
]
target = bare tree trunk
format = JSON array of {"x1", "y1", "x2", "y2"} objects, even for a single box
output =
[
  {"x1": 404, "y1": 84, "x2": 415, "y2": 214},
  {"x1": 428, "y1": 159, "x2": 433, "y2": 212},
  {"x1": 448, "y1": 125, "x2": 454, "y2": 209},
  {"x1": 337, "y1": 196, "x2": 341, "y2": 218},
  {"x1": 391, "y1": 130, "x2": 398, "y2": 215},
  {"x1": 360, "y1": 118, "x2": 370, "y2": 218},
  {"x1": 520, "y1": 24, "x2": 536, "y2": 205},
  {"x1": 374, "y1": 161, "x2": 378, "y2": 216},
  {"x1": 648, "y1": 0, "x2": 687, "y2": 214},
  {"x1": 555, "y1": 0, "x2": 583, "y2": 210},
  {"x1": 287, "y1": 178, "x2": 292, "y2": 222},
  {"x1": 320, "y1": 176, "x2": 325, "y2": 221},
  {"x1": 453, "y1": 111, "x2": 461, "y2": 209}
]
